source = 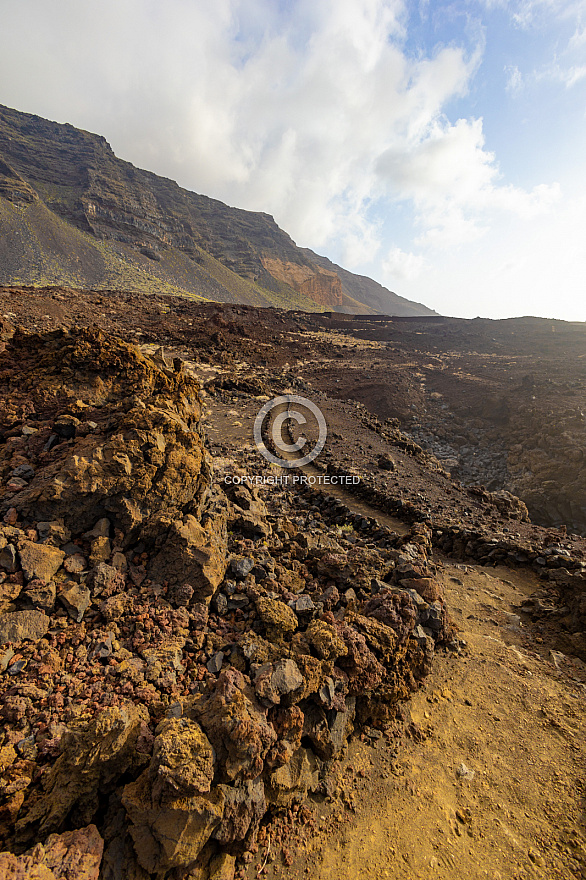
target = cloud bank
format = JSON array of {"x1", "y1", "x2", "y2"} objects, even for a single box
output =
[{"x1": 1, "y1": 0, "x2": 585, "y2": 320}]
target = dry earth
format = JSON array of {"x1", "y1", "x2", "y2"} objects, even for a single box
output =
[
  {"x1": 202, "y1": 392, "x2": 586, "y2": 880},
  {"x1": 256, "y1": 561, "x2": 586, "y2": 880},
  {"x1": 1, "y1": 286, "x2": 585, "y2": 880}
]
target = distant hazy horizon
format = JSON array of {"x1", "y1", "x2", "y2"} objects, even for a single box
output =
[{"x1": 1, "y1": 1, "x2": 585, "y2": 322}]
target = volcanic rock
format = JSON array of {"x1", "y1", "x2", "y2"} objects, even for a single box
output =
[
  {"x1": 18, "y1": 542, "x2": 65, "y2": 584},
  {"x1": 0, "y1": 824, "x2": 103, "y2": 880},
  {"x1": 122, "y1": 772, "x2": 224, "y2": 876},
  {"x1": 17, "y1": 703, "x2": 149, "y2": 838},
  {"x1": 149, "y1": 512, "x2": 227, "y2": 603},
  {"x1": 0, "y1": 610, "x2": 49, "y2": 646}
]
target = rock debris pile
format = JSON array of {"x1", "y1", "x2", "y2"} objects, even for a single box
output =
[{"x1": 0, "y1": 329, "x2": 451, "y2": 879}]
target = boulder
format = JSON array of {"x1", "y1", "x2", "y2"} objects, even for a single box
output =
[
  {"x1": 149, "y1": 513, "x2": 227, "y2": 604},
  {"x1": 122, "y1": 771, "x2": 224, "y2": 875},
  {"x1": 18, "y1": 542, "x2": 65, "y2": 583},
  {"x1": 208, "y1": 853, "x2": 236, "y2": 880},
  {"x1": 267, "y1": 746, "x2": 320, "y2": 805},
  {"x1": 254, "y1": 660, "x2": 304, "y2": 706},
  {"x1": 255, "y1": 598, "x2": 297, "y2": 641},
  {"x1": 213, "y1": 777, "x2": 266, "y2": 844},
  {"x1": 0, "y1": 610, "x2": 49, "y2": 646},
  {"x1": 17, "y1": 704, "x2": 149, "y2": 838},
  {"x1": 191, "y1": 669, "x2": 277, "y2": 783},
  {"x1": 0, "y1": 824, "x2": 103, "y2": 880},
  {"x1": 0, "y1": 329, "x2": 212, "y2": 539},
  {"x1": 150, "y1": 718, "x2": 215, "y2": 801},
  {"x1": 305, "y1": 619, "x2": 348, "y2": 661}
]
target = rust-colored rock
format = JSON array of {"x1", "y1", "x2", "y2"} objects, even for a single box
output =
[
  {"x1": 0, "y1": 825, "x2": 103, "y2": 880},
  {"x1": 149, "y1": 512, "x2": 227, "y2": 602}
]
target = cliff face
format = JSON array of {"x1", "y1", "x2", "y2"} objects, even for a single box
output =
[
  {"x1": 260, "y1": 257, "x2": 344, "y2": 307},
  {"x1": 0, "y1": 104, "x2": 435, "y2": 315}
]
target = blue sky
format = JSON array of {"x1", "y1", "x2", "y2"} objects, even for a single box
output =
[{"x1": 1, "y1": 0, "x2": 585, "y2": 319}]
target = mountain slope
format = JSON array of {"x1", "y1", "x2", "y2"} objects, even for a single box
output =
[
  {"x1": 304, "y1": 249, "x2": 438, "y2": 316},
  {"x1": 0, "y1": 104, "x2": 436, "y2": 315}
]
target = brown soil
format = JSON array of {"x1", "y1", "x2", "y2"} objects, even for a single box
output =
[
  {"x1": 202, "y1": 390, "x2": 586, "y2": 880},
  {"x1": 247, "y1": 560, "x2": 586, "y2": 880},
  {"x1": 1, "y1": 285, "x2": 585, "y2": 880}
]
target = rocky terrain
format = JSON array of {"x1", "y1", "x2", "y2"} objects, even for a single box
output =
[
  {"x1": 0, "y1": 104, "x2": 435, "y2": 317},
  {"x1": 0, "y1": 286, "x2": 585, "y2": 880}
]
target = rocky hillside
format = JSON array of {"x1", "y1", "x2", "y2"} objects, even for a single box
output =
[
  {"x1": 1, "y1": 294, "x2": 585, "y2": 879},
  {"x1": 0, "y1": 323, "x2": 452, "y2": 879},
  {"x1": 0, "y1": 104, "x2": 436, "y2": 317}
]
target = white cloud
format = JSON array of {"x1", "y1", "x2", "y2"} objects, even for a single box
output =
[
  {"x1": 383, "y1": 246, "x2": 428, "y2": 280},
  {"x1": 505, "y1": 64, "x2": 524, "y2": 95},
  {"x1": 536, "y1": 61, "x2": 586, "y2": 87},
  {"x1": 376, "y1": 116, "x2": 560, "y2": 248},
  {"x1": 0, "y1": 0, "x2": 583, "y2": 320}
]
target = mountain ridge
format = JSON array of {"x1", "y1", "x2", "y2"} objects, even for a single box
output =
[{"x1": 0, "y1": 104, "x2": 437, "y2": 316}]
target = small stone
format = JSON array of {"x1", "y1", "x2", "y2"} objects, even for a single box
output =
[
  {"x1": 370, "y1": 578, "x2": 387, "y2": 594},
  {"x1": 15, "y1": 736, "x2": 37, "y2": 760},
  {"x1": 0, "y1": 543, "x2": 18, "y2": 573},
  {"x1": 170, "y1": 582, "x2": 194, "y2": 607},
  {"x1": 44, "y1": 433, "x2": 59, "y2": 452},
  {"x1": 90, "y1": 633, "x2": 114, "y2": 661},
  {"x1": 111, "y1": 551, "x2": 128, "y2": 573},
  {"x1": 36, "y1": 520, "x2": 71, "y2": 545},
  {"x1": 213, "y1": 592, "x2": 228, "y2": 615},
  {"x1": 84, "y1": 518, "x2": 111, "y2": 540},
  {"x1": 456, "y1": 763, "x2": 475, "y2": 781},
  {"x1": 6, "y1": 477, "x2": 27, "y2": 491},
  {"x1": 11, "y1": 463, "x2": 35, "y2": 481},
  {"x1": 377, "y1": 455, "x2": 395, "y2": 471},
  {"x1": 209, "y1": 852, "x2": 236, "y2": 880},
  {"x1": 8, "y1": 658, "x2": 27, "y2": 675},
  {"x1": 62, "y1": 542, "x2": 84, "y2": 556},
  {"x1": 528, "y1": 849, "x2": 545, "y2": 867},
  {"x1": 21, "y1": 425, "x2": 38, "y2": 436},
  {"x1": 91, "y1": 562, "x2": 125, "y2": 594},
  {"x1": 271, "y1": 659, "x2": 303, "y2": 696},
  {"x1": 54, "y1": 415, "x2": 80, "y2": 439},
  {"x1": 59, "y1": 584, "x2": 91, "y2": 622},
  {"x1": 289, "y1": 594, "x2": 315, "y2": 616},
  {"x1": 23, "y1": 578, "x2": 56, "y2": 612},
  {"x1": 231, "y1": 557, "x2": 254, "y2": 579},
  {"x1": 64, "y1": 554, "x2": 87, "y2": 575},
  {"x1": 412, "y1": 625, "x2": 430, "y2": 647},
  {"x1": 207, "y1": 651, "x2": 224, "y2": 674},
  {"x1": 251, "y1": 564, "x2": 268, "y2": 581},
  {"x1": 0, "y1": 647, "x2": 15, "y2": 672},
  {"x1": 90, "y1": 536, "x2": 111, "y2": 566},
  {"x1": 227, "y1": 594, "x2": 250, "y2": 610}
]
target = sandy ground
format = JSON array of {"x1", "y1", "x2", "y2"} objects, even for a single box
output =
[{"x1": 199, "y1": 393, "x2": 586, "y2": 880}]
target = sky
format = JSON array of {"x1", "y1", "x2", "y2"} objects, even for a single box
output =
[{"x1": 1, "y1": 0, "x2": 585, "y2": 320}]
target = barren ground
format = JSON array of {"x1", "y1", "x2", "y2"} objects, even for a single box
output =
[
  {"x1": 1, "y1": 286, "x2": 585, "y2": 880},
  {"x1": 202, "y1": 392, "x2": 586, "y2": 880}
]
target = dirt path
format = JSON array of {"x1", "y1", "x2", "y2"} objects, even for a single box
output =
[
  {"x1": 202, "y1": 391, "x2": 586, "y2": 880},
  {"x1": 276, "y1": 561, "x2": 586, "y2": 880}
]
